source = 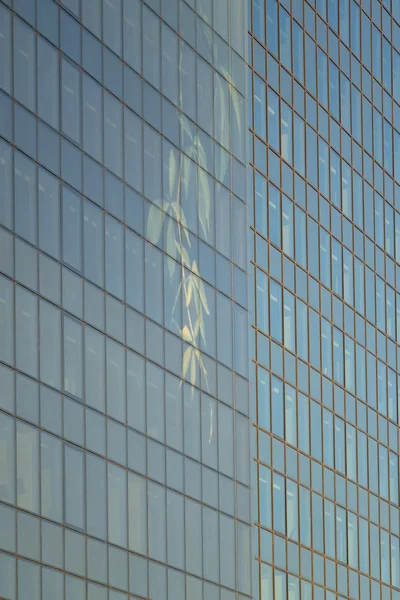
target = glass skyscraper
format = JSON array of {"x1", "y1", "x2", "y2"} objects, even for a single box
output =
[
  {"x1": 0, "y1": 0, "x2": 251, "y2": 599},
  {"x1": 249, "y1": 0, "x2": 400, "y2": 599},
  {"x1": 1, "y1": 0, "x2": 400, "y2": 600}
]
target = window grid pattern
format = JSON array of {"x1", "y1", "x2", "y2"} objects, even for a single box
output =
[
  {"x1": 250, "y1": 0, "x2": 400, "y2": 599},
  {"x1": 0, "y1": 0, "x2": 251, "y2": 599}
]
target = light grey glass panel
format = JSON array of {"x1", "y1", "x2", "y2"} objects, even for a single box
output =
[
  {"x1": 83, "y1": 74, "x2": 103, "y2": 163},
  {"x1": 104, "y1": 91, "x2": 123, "y2": 178},
  {"x1": 66, "y1": 575, "x2": 85, "y2": 600},
  {"x1": 162, "y1": 24, "x2": 178, "y2": 104},
  {"x1": 88, "y1": 583, "x2": 107, "y2": 600},
  {"x1": 127, "y1": 350, "x2": 146, "y2": 432},
  {"x1": 85, "y1": 326, "x2": 105, "y2": 411},
  {"x1": 18, "y1": 558, "x2": 40, "y2": 600},
  {"x1": 84, "y1": 199, "x2": 104, "y2": 287},
  {"x1": 145, "y1": 242, "x2": 163, "y2": 323},
  {"x1": 39, "y1": 300, "x2": 61, "y2": 390},
  {"x1": 215, "y1": 184, "x2": 231, "y2": 258},
  {"x1": 166, "y1": 489, "x2": 184, "y2": 569},
  {"x1": 143, "y1": 5, "x2": 160, "y2": 89},
  {"x1": 82, "y1": 0, "x2": 101, "y2": 36},
  {"x1": 236, "y1": 413, "x2": 250, "y2": 485},
  {"x1": 183, "y1": 383, "x2": 200, "y2": 460},
  {"x1": 38, "y1": 168, "x2": 60, "y2": 259},
  {"x1": 197, "y1": 57, "x2": 213, "y2": 136},
  {"x1": 16, "y1": 421, "x2": 39, "y2": 513},
  {"x1": 146, "y1": 362, "x2": 164, "y2": 442},
  {"x1": 203, "y1": 506, "x2": 219, "y2": 582},
  {"x1": 86, "y1": 453, "x2": 107, "y2": 540},
  {"x1": 13, "y1": 17, "x2": 36, "y2": 111},
  {"x1": 0, "y1": 503, "x2": 15, "y2": 552},
  {"x1": 61, "y1": 58, "x2": 81, "y2": 144},
  {"x1": 148, "y1": 481, "x2": 166, "y2": 562},
  {"x1": 15, "y1": 286, "x2": 38, "y2": 378},
  {"x1": 165, "y1": 373, "x2": 183, "y2": 452},
  {"x1": 65, "y1": 530, "x2": 86, "y2": 578},
  {"x1": 0, "y1": 412, "x2": 15, "y2": 504},
  {"x1": 14, "y1": 151, "x2": 37, "y2": 245},
  {"x1": 126, "y1": 229, "x2": 144, "y2": 312},
  {"x1": 87, "y1": 538, "x2": 107, "y2": 584},
  {"x1": 214, "y1": 73, "x2": 230, "y2": 152},
  {"x1": 106, "y1": 338, "x2": 126, "y2": 422},
  {"x1": 179, "y1": 41, "x2": 196, "y2": 121},
  {"x1": 105, "y1": 214, "x2": 124, "y2": 300},
  {"x1": 128, "y1": 472, "x2": 147, "y2": 554},
  {"x1": 64, "y1": 316, "x2": 83, "y2": 399},
  {"x1": 0, "y1": 275, "x2": 14, "y2": 367},
  {"x1": 218, "y1": 403, "x2": 234, "y2": 477},
  {"x1": 185, "y1": 498, "x2": 202, "y2": 577},
  {"x1": 143, "y1": 125, "x2": 162, "y2": 206},
  {"x1": 42, "y1": 568, "x2": 64, "y2": 600},
  {"x1": 38, "y1": 37, "x2": 59, "y2": 129},
  {"x1": 217, "y1": 293, "x2": 232, "y2": 368},
  {"x1": 62, "y1": 186, "x2": 82, "y2": 272},
  {"x1": 201, "y1": 393, "x2": 218, "y2": 469},
  {"x1": 124, "y1": 107, "x2": 143, "y2": 191},
  {"x1": 0, "y1": 5, "x2": 11, "y2": 95},
  {"x1": 65, "y1": 444, "x2": 84, "y2": 530},
  {"x1": 0, "y1": 552, "x2": 16, "y2": 600},
  {"x1": 41, "y1": 432, "x2": 63, "y2": 522},
  {"x1": 103, "y1": 0, "x2": 122, "y2": 55},
  {"x1": 0, "y1": 140, "x2": 13, "y2": 230},
  {"x1": 123, "y1": 0, "x2": 141, "y2": 72},
  {"x1": 108, "y1": 462, "x2": 127, "y2": 547}
]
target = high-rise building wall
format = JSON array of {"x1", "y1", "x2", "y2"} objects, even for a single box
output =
[
  {"x1": 249, "y1": 1, "x2": 400, "y2": 599},
  {"x1": 0, "y1": 1, "x2": 252, "y2": 599},
  {"x1": 2, "y1": 0, "x2": 400, "y2": 599}
]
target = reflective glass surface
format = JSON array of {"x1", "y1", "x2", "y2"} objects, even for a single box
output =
[
  {"x1": 250, "y1": 1, "x2": 400, "y2": 599},
  {"x1": 0, "y1": 0, "x2": 250, "y2": 598}
]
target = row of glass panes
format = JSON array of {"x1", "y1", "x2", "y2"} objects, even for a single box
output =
[
  {"x1": 255, "y1": 430, "x2": 399, "y2": 534},
  {"x1": 258, "y1": 559, "x2": 400, "y2": 600},
  {"x1": 256, "y1": 368, "x2": 399, "y2": 501},
  {"x1": 0, "y1": 368, "x2": 249, "y2": 521},
  {"x1": 0, "y1": 133, "x2": 246, "y2": 271},
  {"x1": 258, "y1": 465, "x2": 400, "y2": 585},
  {"x1": 0, "y1": 412, "x2": 251, "y2": 592},
  {"x1": 0, "y1": 4, "x2": 246, "y2": 166},
  {"x1": 252, "y1": 0, "x2": 400, "y2": 103},
  {"x1": 0, "y1": 279, "x2": 250, "y2": 485},
  {"x1": 0, "y1": 248, "x2": 248, "y2": 377}
]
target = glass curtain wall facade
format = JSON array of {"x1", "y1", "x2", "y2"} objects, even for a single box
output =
[
  {"x1": 249, "y1": 0, "x2": 400, "y2": 599},
  {"x1": 0, "y1": 1, "x2": 251, "y2": 599}
]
